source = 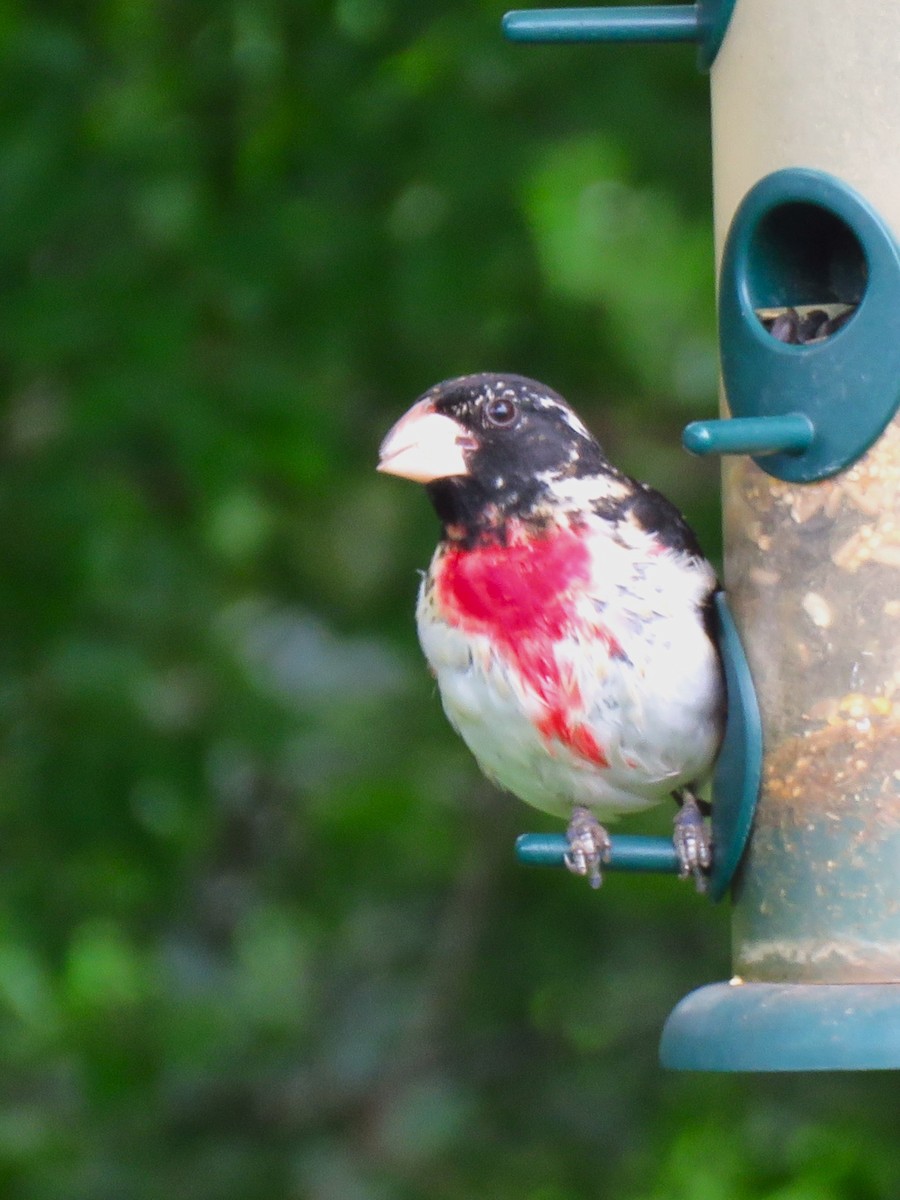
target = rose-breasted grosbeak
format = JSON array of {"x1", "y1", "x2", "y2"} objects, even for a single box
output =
[{"x1": 378, "y1": 374, "x2": 724, "y2": 888}]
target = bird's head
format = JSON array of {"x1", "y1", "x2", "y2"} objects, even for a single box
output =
[{"x1": 378, "y1": 374, "x2": 617, "y2": 538}]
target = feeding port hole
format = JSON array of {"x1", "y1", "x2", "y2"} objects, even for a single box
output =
[{"x1": 747, "y1": 201, "x2": 865, "y2": 343}]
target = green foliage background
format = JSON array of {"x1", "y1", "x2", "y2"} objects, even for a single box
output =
[{"x1": 0, "y1": 3, "x2": 896, "y2": 1197}]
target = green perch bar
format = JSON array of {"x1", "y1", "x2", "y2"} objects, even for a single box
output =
[
  {"x1": 682, "y1": 413, "x2": 814, "y2": 458},
  {"x1": 516, "y1": 833, "x2": 679, "y2": 873},
  {"x1": 501, "y1": 4, "x2": 736, "y2": 74},
  {"x1": 502, "y1": 6, "x2": 700, "y2": 43}
]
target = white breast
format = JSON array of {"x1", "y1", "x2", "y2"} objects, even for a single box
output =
[{"x1": 416, "y1": 530, "x2": 724, "y2": 823}]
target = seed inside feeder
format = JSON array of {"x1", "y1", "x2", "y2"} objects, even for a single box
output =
[{"x1": 757, "y1": 303, "x2": 856, "y2": 344}]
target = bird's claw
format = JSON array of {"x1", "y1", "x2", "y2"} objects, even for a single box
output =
[
  {"x1": 564, "y1": 806, "x2": 612, "y2": 889},
  {"x1": 673, "y1": 793, "x2": 713, "y2": 894}
]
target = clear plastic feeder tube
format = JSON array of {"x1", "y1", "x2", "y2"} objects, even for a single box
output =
[
  {"x1": 724, "y1": 427, "x2": 900, "y2": 982},
  {"x1": 711, "y1": 0, "x2": 900, "y2": 984}
]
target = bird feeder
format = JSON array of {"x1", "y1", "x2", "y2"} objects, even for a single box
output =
[{"x1": 504, "y1": 1, "x2": 900, "y2": 1070}]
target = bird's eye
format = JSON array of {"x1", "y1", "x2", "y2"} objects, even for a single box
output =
[{"x1": 484, "y1": 397, "x2": 518, "y2": 428}]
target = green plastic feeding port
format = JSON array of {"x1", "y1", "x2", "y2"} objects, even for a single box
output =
[
  {"x1": 502, "y1": 1, "x2": 736, "y2": 69},
  {"x1": 515, "y1": 594, "x2": 761, "y2": 902},
  {"x1": 707, "y1": 168, "x2": 900, "y2": 482}
]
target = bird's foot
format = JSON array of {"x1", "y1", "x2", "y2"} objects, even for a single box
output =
[
  {"x1": 673, "y1": 790, "x2": 712, "y2": 894},
  {"x1": 564, "y1": 806, "x2": 612, "y2": 889}
]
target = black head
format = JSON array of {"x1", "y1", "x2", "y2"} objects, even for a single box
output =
[{"x1": 378, "y1": 373, "x2": 611, "y2": 537}]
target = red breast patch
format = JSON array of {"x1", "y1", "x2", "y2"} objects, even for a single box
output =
[{"x1": 435, "y1": 524, "x2": 610, "y2": 767}]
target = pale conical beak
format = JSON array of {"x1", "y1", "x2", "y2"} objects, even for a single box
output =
[{"x1": 377, "y1": 399, "x2": 474, "y2": 483}]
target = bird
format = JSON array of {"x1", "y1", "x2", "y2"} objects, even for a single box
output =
[{"x1": 377, "y1": 373, "x2": 724, "y2": 889}]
